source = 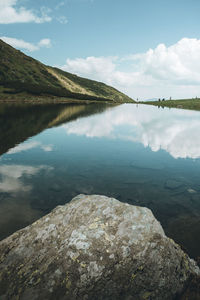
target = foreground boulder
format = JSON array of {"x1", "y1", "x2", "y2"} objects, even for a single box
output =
[{"x1": 0, "y1": 194, "x2": 199, "y2": 300}]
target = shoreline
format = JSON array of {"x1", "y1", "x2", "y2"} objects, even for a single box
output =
[
  {"x1": 141, "y1": 98, "x2": 200, "y2": 111},
  {"x1": 0, "y1": 96, "x2": 134, "y2": 105}
]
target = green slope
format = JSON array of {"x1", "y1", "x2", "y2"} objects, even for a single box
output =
[
  {"x1": 143, "y1": 98, "x2": 200, "y2": 111},
  {"x1": 0, "y1": 103, "x2": 110, "y2": 156},
  {"x1": 0, "y1": 39, "x2": 134, "y2": 103}
]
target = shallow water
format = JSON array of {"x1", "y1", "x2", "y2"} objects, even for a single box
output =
[{"x1": 0, "y1": 102, "x2": 200, "y2": 258}]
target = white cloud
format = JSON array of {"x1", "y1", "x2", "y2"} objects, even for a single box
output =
[
  {"x1": 128, "y1": 38, "x2": 200, "y2": 85},
  {"x1": 0, "y1": 36, "x2": 52, "y2": 52},
  {"x1": 7, "y1": 141, "x2": 53, "y2": 154},
  {"x1": 1, "y1": 36, "x2": 38, "y2": 51},
  {"x1": 41, "y1": 145, "x2": 53, "y2": 152},
  {"x1": 7, "y1": 141, "x2": 40, "y2": 154},
  {"x1": 0, "y1": 0, "x2": 51, "y2": 24},
  {"x1": 57, "y1": 16, "x2": 68, "y2": 24},
  {"x1": 63, "y1": 104, "x2": 200, "y2": 159},
  {"x1": 62, "y1": 56, "x2": 119, "y2": 86},
  {"x1": 56, "y1": 1, "x2": 65, "y2": 10},
  {"x1": 60, "y1": 38, "x2": 200, "y2": 100},
  {"x1": 0, "y1": 164, "x2": 53, "y2": 193},
  {"x1": 38, "y1": 38, "x2": 52, "y2": 48}
]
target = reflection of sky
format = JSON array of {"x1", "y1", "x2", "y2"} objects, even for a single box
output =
[
  {"x1": 0, "y1": 165, "x2": 53, "y2": 194},
  {"x1": 62, "y1": 104, "x2": 200, "y2": 159},
  {"x1": 1, "y1": 104, "x2": 200, "y2": 257},
  {"x1": 7, "y1": 141, "x2": 53, "y2": 154}
]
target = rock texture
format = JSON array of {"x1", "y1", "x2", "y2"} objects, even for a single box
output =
[{"x1": 0, "y1": 194, "x2": 199, "y2": 300}]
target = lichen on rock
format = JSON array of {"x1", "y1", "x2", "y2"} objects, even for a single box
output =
[{"x1": 0, "y1": 194, "x2": 199, "y2": 299}]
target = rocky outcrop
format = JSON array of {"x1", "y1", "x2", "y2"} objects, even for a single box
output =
[{"x1": 0, "y1": 194, "x2": 199, "y2": 300}]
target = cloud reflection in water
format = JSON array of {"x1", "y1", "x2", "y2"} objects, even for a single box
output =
[
  {"x1": 7, "y1": 141, "x2": 53, "y2": 155},
  {"x1": 0, "y1": 164, "x2": 53, "y2": 194},
  {"x1": 63, "y1": 104, "x2": 200, "y2": 159}
]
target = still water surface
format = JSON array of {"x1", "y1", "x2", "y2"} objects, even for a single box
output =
[{"x1": 0, "y1": 103, "x2": 200, "y2": 258}]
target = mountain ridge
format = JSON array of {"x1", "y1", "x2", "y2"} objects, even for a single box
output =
[
  {"x1": 0, "y1": 39, "x2": 134, "y2": 103},
  {"x1": 0, "y1": 103, "x2": 111, "y2": 156}
]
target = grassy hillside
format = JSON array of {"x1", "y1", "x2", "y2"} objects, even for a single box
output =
[
  {"x1": 0, "y1": 39, "x2": 134, "y2": 103},
  {"x1": 0, "y1": 103, "x2": 111, "y2": 156},
  {"x1": 143, "y1": 98, "x2": 200, "y2": 111}
]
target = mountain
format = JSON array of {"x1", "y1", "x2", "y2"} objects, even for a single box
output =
[
  {"x1": 0, "y1": 40, "x2": 134, "y2": 103},
  {"x1": 0, "y1": 103, "x2": 112, "y2": 156}
]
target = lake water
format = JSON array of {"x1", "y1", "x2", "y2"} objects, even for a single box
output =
[{"x1": 0, "y1": 102, "x2": 200, "y2": 258}]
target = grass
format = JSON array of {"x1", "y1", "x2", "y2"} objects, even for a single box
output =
[
  {"x1": 142, "y1": 98, "x2": 200, "y2": 111},
  {"x1": 0, "y1": 91, "x2": 118, "y2": 105},
  {"x1": 0, "y1": 39, "x2": 134, "y2": 103}
]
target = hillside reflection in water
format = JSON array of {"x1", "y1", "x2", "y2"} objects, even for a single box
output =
[{"x1": 0, "y1": 103, "x2": 200, "y2": 258}]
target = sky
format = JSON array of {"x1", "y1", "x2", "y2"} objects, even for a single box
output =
[
  {"x1": 63, "y1": 105, "x2": 200, "y2": 159},
  {"x1": 0, "y1": 0, "x2": 200, "y2": 100}
]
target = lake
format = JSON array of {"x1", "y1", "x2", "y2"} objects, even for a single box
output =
[{"x1": 0, "y1": 102, "x2": 200, "y2": 258}]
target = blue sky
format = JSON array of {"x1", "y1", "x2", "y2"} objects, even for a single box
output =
[{"x1": 1, "y1": 0, "x2": 200, "y2": 100}]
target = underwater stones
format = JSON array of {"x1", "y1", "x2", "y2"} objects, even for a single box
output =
[
  {"x1": 123, "y1": 178, "x2": 150, "y2": 185},
  {"x1": 191, "y1": 193, "x2": 200, "y2": 202},
  {"x1": 187, "y1": 188, "x2": 196, "y2": 194},
  {"x1": 165, "y1": 179, "x2": 184, "y2": 190},
  {"x1": 131, "y1": 161, "x2": 164, "y2": 171},
  {"x1": 0, "y1": 194, "x2": 199, "y2": 300},
  {"x1": 50, "y1": 183, "x2": 62, "y2": 192}
]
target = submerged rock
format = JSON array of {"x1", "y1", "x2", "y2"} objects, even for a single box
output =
[
  {"x1": 0, "y1": 194, "x2": 199, "y2": 300},
  {"x1": 165, "y1": 179, "x2": 184, "y2": 190},
  {"x1": 187, "y1": 188, "x2": 196, "y2": 194},
  {"x1": 50, "y1": 183, "x2": 62, "y2": 192}
]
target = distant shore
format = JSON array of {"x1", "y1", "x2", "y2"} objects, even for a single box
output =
[{"x1": 142, "y1": 98, "x2": 200, "y2": 111}]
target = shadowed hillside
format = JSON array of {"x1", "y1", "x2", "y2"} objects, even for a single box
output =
[
  {"x1": 0, "y1": 39, "x2": 133, "y2": 103},
  {"x1": 0, "y1": 103, "x2": 111, "y2": 156}
]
